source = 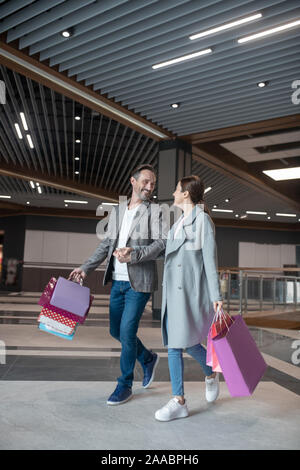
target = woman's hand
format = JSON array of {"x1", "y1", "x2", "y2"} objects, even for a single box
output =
[{"x1": 213, "y1": 300, "x2": 223, "y2": 313}]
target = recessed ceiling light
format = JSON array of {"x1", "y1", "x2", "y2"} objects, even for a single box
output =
[
  {"x1": 246, "y1": 211, "x2": 267, "y2": 215},
  {"x1": 240, "y1": 214, "x2": 247, "y2": 219},
  {"x1": 75, "y1": 139, "x2": 81, "y2": 143},
  {"x1": 153, "y1": 195, "x2": 157, "y2": 199},
  {"x1": 61, "y1": 29, "x2": 72, "y2": 38},
  {"x1": 204, "y1": 186, "x2": 212, "y2": 194},
  {"x1": 37, "y1": 186, "x2": 42, "y2": 194},
  {"x1": 238, "y1": 19, "x2": 300, "y2": 43},
  {"x1": 20, "y1": 112, "x2": 28, "y2": 131},
  {"x1": 235, "y1": 214, "x2": 239, "y2": 218},
  {"x1": 0, "y1": 195, "x2": 11, "y2": 198},
  {"x1": 225, "y1": 198, "x2": 230, "y2": 202},
  {"x1": 152, "y1": 48, "x2": 212, "y2": 69},
  {"x1": 74, "y1": 157, "x2": 80, "y2": 161},
  {"x1": 75, "y1": 171, "x2": 79, "y2": 174},
  {"x1": 263, "y1": 167, "x2": 300, "y2": 181},
  {"x1": 65, "y1": 204, "x2": 68, "y2": 207},
  {"x1": 29, "y1": 181, "x2": 35, "y2": 189},
  {"x1": 170, "y1": 103, "x2": 180, "y2": 108},
  {"x1": 275, "y1": 213, "x2": 296, "y2": 217},
  {"x1": 102, "y1": 202, "x2": 119, "y2": 206},
  {"x1": 189, "y1": 13, "x2": 262, "y2": 40},
  {"x1": 26, "y1": 201, "x2": 30, "y2": 205},
  {"x1": 257, "y1": 81, "x2": 269, "y2": 87},
  {"x1": 267, "y1": 216, "x2": 271, "y2": 220},
  {"x1": 75, "y1": 116, "x2": 81, "y2": 120},
  {"x1": 14, "y1": 123, "x2": 22, "y2": 139},
  {"x1": 213, "y1": 204, "x2": 218, "y2": 208}
]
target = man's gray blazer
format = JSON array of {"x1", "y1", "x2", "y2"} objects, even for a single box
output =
[{"x1": 80, "y1": 199, "x2": 168, "y2": 293}]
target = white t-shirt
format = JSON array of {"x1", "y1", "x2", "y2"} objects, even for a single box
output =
[{"x1": 112, "y1": 204, "x2": 140, "y2": 281}]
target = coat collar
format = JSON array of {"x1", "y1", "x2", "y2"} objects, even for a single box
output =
[{"x1": 166, "y1": 205, "x2": 204, "y2": 257}]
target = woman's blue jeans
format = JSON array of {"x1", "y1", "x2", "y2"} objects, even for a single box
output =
[
  {"x1": 166, "y1": 316, "x2": 213, "y2": 396},
  {"x1": 109, "y1": 280, "x2": 152, "y2": 388}
]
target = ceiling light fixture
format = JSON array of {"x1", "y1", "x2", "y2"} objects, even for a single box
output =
[
  {"x1": 61, "y1": 29, "x2": 73, "y2": 38},
  {"x1": 257, "y1": 81, "x2": 269, "y2": 87},
  {"x1": 26, "y1": 134, "x2": 34, "y2": 148},
  {"x1": 152, "y1": 48, "x2": 212, "y2": 69},
  {"x1": 74, "y1": 157, "x2": 80, "y2": 161},
  {"x1": 238, "y1": 19, "x2": 300, "y2": 43},
  {"x1": 240, "y1": 214, "x2": 247, "y2": 219},
  {"x1": 29, "y1": 181, "x2": 35, "y2": 189},
  {"x1": 190, "y1": 13, "x2": 262, "y2": 40},
  {"x1": 275, "y1": 213, "x2": 296, "y2": 217},
  {"x1": 19, "y1": 112, "x2": 28, "y2": 130},
  {"x1": 14, "y1": 123, "x2": 22, "y2": 139},
  {"x1": 170, "y1": 103, "x2": 180, "y2": 108},
  {"x1": 37, "y1": 186, "x2": 42, "y2": 194},
  {"x1": 246, "y1": 211, "x2": 267, "y2": 215},
  {"x1": 64, "y1": 200, "x2": 88, "y2": 204},
  {"x1": 102, "y1": 202, "x2": 119, "y2": 206},
  {"x1": 75, "y1": 139, "x2": 81, "y2": 143},
  {"x1": 225, "y1": 198, "x2": 230, "y2": 202},
  {"x1": 75, "y1": 116, "x2": 81, "y2": 120},
  {"x1": 212, "y1": 208, "x2": 233, "y2": 213},
  {"x1": 75, "y1": 171, "x2": 79, "y2": 174},
  {"x1": 204, "y1": 186, "x2": 212, "y2": 194},
  {"x1": 0, "y1": 195, "x2": 11, "y2": 198},
  {"x1": 26, "y1": 201, "x2": 30, "y2": 205},
  {"x1": 263, "y1": 167, "x2": 300, "y2": 181}
]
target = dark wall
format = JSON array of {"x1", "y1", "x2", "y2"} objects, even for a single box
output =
[
  {"x1": 0, "y1": 216, "x2": 26, "y2": 291},
  {"x1": 215, "y1": 226, "x2": 300, "y2": 267}
]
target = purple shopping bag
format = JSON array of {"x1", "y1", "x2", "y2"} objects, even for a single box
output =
[
  {"x1": 49, "y1": 276, "x2": 90, "y2": 318},
  {"x1": 212, "y1": 315, "x2": 267, "y2": 397}
]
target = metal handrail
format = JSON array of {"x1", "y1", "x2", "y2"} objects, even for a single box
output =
[{"x1": 218, "y1": 268, "x2": 300, "y2": 314}]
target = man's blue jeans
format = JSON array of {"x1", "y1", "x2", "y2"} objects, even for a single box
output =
[
  {"x1": 165, "y1": 315, "x2": 213, "y2": 396},
  {"x1": 109, "y1": 280, "x2": 152, "y2": 388}
]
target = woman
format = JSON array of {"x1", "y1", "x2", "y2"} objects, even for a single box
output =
[{"x1": 155, "y1": 175, "x2": 223, "y2": 422}]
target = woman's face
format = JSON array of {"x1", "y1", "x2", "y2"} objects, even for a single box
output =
[{"x1": 173, "y1": 181, "x2": 186, "y2": 208}]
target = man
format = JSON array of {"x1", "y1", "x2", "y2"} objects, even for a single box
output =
[{"x1": 69, "y1": 164, "x2": 167, "y2": 405}]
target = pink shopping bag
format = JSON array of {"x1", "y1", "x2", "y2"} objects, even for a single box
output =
[
  {"x1": 207, "y1": 307, "x2": 233, "y2": 373},
  {"x1": 212, "y1": 315, "x2": 267, "y2": 397}
]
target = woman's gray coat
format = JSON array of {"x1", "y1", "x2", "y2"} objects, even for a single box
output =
[{"x1": 161, "y1": 205, "x2": 222, "y2": 349}]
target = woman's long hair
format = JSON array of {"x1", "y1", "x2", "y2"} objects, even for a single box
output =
[{"x1": 179, "y1": 175, "x2": 211, "y2": 216}]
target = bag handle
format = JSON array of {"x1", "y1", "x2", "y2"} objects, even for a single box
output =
[
  {"x1": 68, "y1": 274, "x2": 83, "y2": 286},
  {"x1": 211, "y1": 305, "x2": 231, "y2": 331}
]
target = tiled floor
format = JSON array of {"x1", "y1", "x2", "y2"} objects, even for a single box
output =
[{"x1": 0, "y1": 292, "x2": 299, "y2": 450}]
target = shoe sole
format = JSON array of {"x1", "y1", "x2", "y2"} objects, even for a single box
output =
[
  {"x1": 143, "y1": 355, "x2": 160, "y2": 389},
  {"x1": 155, "y1": 412, "x2": 189, "y2": 422},
  {"x1": 107, "y1": 394, "x2": 133, "y2": 406}
]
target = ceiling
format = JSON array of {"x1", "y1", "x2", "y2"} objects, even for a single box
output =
[{"x1": 0, "y1": 0, "x2": 299, "y2": 227}]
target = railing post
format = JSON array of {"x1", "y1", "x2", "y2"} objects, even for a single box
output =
[
  {"x1": 272, "y1": 277, "x2": 276, "y2": 310},
  {"x1": 259, "y1": 275, "x2": 263, "y2": 311},
  {"x1": 244, "y1": 273, "x2": 248, "y2": 314},
  {"x1": 227, "y1": 271, "x2": 231, "y2": 314},
  {"x1": 294, "y1": 279, "x2": 298, "y2": 307},
  {"x1": 239, "y1": 270, "x2": 243, "y2": 314}
]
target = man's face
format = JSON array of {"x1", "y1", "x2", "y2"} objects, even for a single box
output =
[{"x1": 131, "y1": 169, "x2": 156, "y2": 201}]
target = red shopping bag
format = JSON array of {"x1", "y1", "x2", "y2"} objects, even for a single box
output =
[{"x1": 207, "y1": 307, "x2": 233, "y2": 372}]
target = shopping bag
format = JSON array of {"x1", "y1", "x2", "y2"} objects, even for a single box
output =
[
  {"x1": 38, "y1": 321, "x2": 76, "y2": 340},
  {"x1": 206, "y1": 328, "x2": 222, "y2": 372},
  {"x1": 38, "y1": 277, "x2": 57, "y2": 307},
  {"x1": 38, "y1": 306, "x2": 77, "y2": 335},
  {"x1": 50, "y1": 276, "x2": 90, "y2": 318},
  {"x1": 207, "y1": 307, "x2": 233, "y2": 372},
  {"x1": 213, "y1": 315, "x2": 267, "y2": 397}
]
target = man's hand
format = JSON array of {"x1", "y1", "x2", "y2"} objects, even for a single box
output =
[
  {"x1": 68, "y1": 268, "x2": 86, "y2": 283},
  {"x1": 113, "y1": 247, "x2": 133, "y2": 263}
]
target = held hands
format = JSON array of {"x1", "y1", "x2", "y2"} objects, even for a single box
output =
[{"x1": 113, "y1": 247, "x2": 133, "y2": 263}]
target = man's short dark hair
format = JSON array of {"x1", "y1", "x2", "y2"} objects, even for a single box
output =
[{"x1": 131, "y1": 164, "x2": 156, "y2": 180}]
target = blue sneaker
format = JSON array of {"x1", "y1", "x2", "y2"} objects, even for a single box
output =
[
  {"x1": 143, "y1": 352, "x2": 160, "y2": 388},
  {"x1": 107, "y1": 384, "x2": 132, "y2": 406}
]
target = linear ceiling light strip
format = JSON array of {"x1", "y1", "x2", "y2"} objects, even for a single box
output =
[{"x1": 0, "y1": 48, "x2": 169, "y2": 139}]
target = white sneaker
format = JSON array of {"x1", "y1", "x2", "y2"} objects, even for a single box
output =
[
  {"x1": 205, "y1": 373, "x2": 220, "y2": 403},
  {"x1": 155, "y1": 398, "x2": 189, "y2": 422}
]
